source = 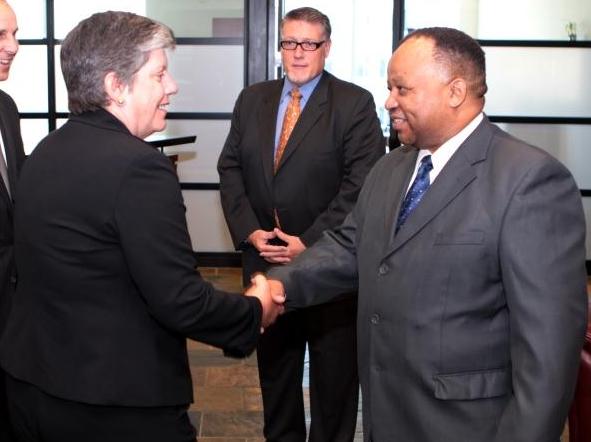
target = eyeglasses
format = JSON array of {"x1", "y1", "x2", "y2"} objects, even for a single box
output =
[{"x1": 280, "y1": 40, "x2": 326, "y2": 51}]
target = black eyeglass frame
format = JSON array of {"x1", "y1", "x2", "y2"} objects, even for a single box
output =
[{"x1": 279, "y1": 40, "x2": 326, "y2": 51}]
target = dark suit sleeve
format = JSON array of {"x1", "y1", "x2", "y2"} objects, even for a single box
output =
[
  {"x1": 270, "y1": 213, "x2": 359, "y2": 309},
  {"x1": 217, "y1": 90, "x2": 261, "y2": 249},
  {"x1": 115, "y1": 150, "x2": 262, "y2": 355},
  {"x1": 494, "y1": 156, "x2": 588, "y2": 441},
  {"x1": 267, "y1": 157, "x2": 382, "y2": 307},
  {"x1": 300, "y1": 90, "x2": 384, "y2": 246}
]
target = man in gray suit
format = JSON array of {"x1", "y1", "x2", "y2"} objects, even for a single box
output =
[{"x1": 268, "y1": 27, "x2": 588, "y2": 441}]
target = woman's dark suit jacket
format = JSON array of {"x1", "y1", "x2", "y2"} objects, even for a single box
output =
[{"x1": 0, "y1": 109, "x2": 262, "y2": 407}]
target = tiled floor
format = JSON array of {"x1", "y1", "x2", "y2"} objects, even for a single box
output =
[
  {"x1": 193, "y1": 267, "x2": 363, "y2": 441},
  {"x1": 189, "y1": 268, "x2": 264, "y2": 442},
  {"x1": 194, "y1": 267, "x2": 590, "y2": 441}
]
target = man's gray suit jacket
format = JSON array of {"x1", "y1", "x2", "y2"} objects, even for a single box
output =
[{"x1": 270, "y1": 117, "x2": 588, "y2": 442}]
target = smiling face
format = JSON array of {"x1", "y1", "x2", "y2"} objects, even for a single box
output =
[
  {"x1": 0, "y1": 2, "x2": 18, "y2": 81},
  {"x1": 280, "y1": 19, "x2": 331, "y2": 87},
  {"x1": 385, "y1": 37, "x2": 453, "y2": 151},
  {"x1": 120, "y1": 48, "x2": 178, "y2": 139}
]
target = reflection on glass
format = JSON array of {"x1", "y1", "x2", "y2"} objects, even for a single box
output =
[
  {"x1": 19, "y1": 119, "x2": 48, "y2": 155},
  {"x1": 54, "y1": 0, "x2": 243, "y2": 39},
  {"x1": 405, "y1": 0, "x2": 590, "y2": 41},
  {"x1": 284, "y1": 0, "x2": 394, "y2": 132},
  {"x1": 2, "y1": 46, "x2": 47, "y2": 112},
  {"x1": 11, "y1": 0, "x2": 46, "y2": 39}
]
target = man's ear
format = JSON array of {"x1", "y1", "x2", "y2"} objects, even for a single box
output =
[
  {"x1": 322, "y1": 39, "x2": 332, "y2": 59},
  {"x1": 104, "y1": 72, "x2": 126, "y2": 105},
  {"x1": 448, "y1": 77, "x2": 467, "y2": 108}
]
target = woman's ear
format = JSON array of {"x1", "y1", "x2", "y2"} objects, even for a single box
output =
[{"x1": 104, "y1": 72, "x2": 127, "y2": 106}]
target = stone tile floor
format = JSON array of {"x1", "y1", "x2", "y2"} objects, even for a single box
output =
[
  {"x1": 193, "y1": 267, "x2": 589, "y2": 441},
  {"x1": 193, "y1": 267, "x2": 363, "y2": 441}
]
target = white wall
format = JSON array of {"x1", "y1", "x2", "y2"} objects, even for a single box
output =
[
  {"x1": 405, "y1": 0, "x2": 590, "y2": 40},
  {"x1": 478, "y1": 0, "x2": 590, "y2": 40}
]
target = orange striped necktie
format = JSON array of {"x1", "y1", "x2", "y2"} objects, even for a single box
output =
[{"x1": 274, "y1": 87, "x2": 302, "y2": 173}]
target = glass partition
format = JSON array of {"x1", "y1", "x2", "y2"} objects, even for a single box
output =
[
  {"x1": 54, "y1": 0, "x2": 244, "y2": 39},
  {"x1": 54, "y1": 0, "x2": 146, "y2": 38},
  {"x1": 496, "y1": 123, "x2": 591, "y2": 190},
  {"x1": 19, "y1": 119, "x2": 49, "y2": 155},
  {"x1": 167, "y1": 45, "x2": 244, "y2": 112},
  {"x1": 404, "y1": 0, "x2": 591, "y2": 41},
  {"x1": 2, "y1": 46, "x2": 48, "y2": 113},
  {"x1": 484, "y1": 47, "x2": 591, "y2": 117},
  {"x1": 146, "y1": 120, "x2": 230, "y2": 183},
  {"x1": 55, "y1": 45, "x2": 244, "y2": 114},
  {"x1": 147, "y1": 0, "x2": 244, "y2": 38},
  {"x1": 182, "y1": 190, "x2": 234, "y2": 251},
  {"x1": 11, "y1": 0, "x2": 46, "y2": 39}
]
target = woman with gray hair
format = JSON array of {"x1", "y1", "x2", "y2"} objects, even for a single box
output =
[
  {"x1": 60, "y1": 10, "x2": 177, "y2": 136},
  {"x1": 0, "y1": 11, "x2": 281, "y2": 442}
]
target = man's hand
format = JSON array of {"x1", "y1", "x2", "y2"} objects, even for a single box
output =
[
  {"x1": 248, "y1": 229, "x2": 289, "y2": 264},
  {"x1": 268, "y1": 279, "x2": 286, "y2": 304},
  {"x1": 245, "y1": 274, "x2": 284, "y2": 332},
  {"x1": 259, "y1": 228, "x2": 306, "y2": 264}
]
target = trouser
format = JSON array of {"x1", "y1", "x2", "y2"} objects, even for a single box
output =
[
  {"x1": 5, "y1": 374, "x2": 196, "y2": 442},
  {"x1": 0, "y1": 368, "x2": 16, "y2": 442},
  {"x1": 257, "y1": 295, "x2": 359, "y2": 442}
]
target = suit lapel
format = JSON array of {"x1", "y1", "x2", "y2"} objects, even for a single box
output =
[
  {"x1": 260, "y1": 81, "x2": 283, "y2": 192},
  {"x1": 385, "y1": 118, "x2": 494, "y2": 257},
  {"x1": 274, "y1": 73, "x2": 329, "y2": 173}
]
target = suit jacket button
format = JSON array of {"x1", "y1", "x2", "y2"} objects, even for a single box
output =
[
  {"x1": 378, "y1": 264, "x2": 389, "y2": 275},
  {"x1": 371, "y1": 314, "x2": 380, "y2": 324}
]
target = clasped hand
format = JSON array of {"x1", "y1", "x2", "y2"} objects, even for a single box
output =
[
  {"x1": 248, "y1": 228, "x2": 306, "y2": 264},
  {"x1": 245, "y1": 274, "x2": 286, "y2": 332}
]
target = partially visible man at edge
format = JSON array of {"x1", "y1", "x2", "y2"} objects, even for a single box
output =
[
  {"x1": 0, "y1": 2, "x2": 24, "y2": 441},
  {"x1": 268, "y1": 27, "x2": 588, "y2": 441}
]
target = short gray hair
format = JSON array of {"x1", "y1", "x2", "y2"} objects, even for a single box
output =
[
  {"x1": 281, "y1": 7, "x2": 331, "y2": 40},
  {"x1": 61, "y1": 11, "x2": 175, "y2": 115}
]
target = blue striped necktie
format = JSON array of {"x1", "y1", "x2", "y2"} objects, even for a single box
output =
[{"x1": 396, "y1": 155, "x2": 433, "y2": 232}]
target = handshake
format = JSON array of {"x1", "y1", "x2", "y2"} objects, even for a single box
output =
[{"x1": 245, "y1": 274, "x2": 286, "y2": 332}]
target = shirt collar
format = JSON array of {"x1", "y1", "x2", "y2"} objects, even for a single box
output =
[
  {"x1": 418, "y1": 112, "x2": 483, "y2": 184},
  {"x1": 281, "y1": 73, "x2": 323, "y2": 106}
]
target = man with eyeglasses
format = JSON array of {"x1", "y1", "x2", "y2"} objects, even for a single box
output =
[{"x1": 218, "y1": 6, "x2": 384, "y2": 441}]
